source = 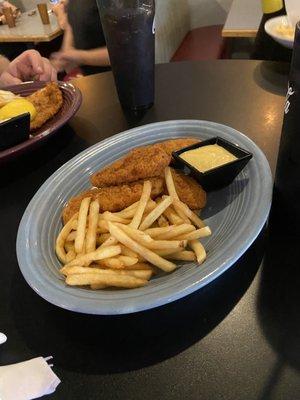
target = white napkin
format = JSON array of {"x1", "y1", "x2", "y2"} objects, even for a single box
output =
[
  {"x1": 0, "y1": 357, "x2": 60, "y2": 400},
  {"x1": 285, "y1": 0, "x2": 300, "y2": 27}
]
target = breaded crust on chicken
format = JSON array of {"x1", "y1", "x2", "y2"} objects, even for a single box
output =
[
  {"x1": 169, "y1": 168, "x2": 206, "y2": 210},
  {"x1": 154, "y1": 138, "x2": 200, "y2": 157},
  {"x1": 27, "y1": 82, "x2": 63, "y2": 130},
  {"x1": 63, "y1": 177, "x2": 164, "y2": 224},
  {"x1": 90, "y1": 146, "x2": 171, "y2": 188},
  {"x1": 90, "y1": 138, "x2": 200, "y2": 188}
]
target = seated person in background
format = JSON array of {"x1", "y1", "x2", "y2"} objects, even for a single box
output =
[
  {"x1": 0, "y1": 50, "x2": 57, "y2": 85},
  {"x1": 51, "y1": 0, "x2": 110, "y2": 76},
  {"x1": 0, "y1": 1, "x2": 21, "y2": 24}
]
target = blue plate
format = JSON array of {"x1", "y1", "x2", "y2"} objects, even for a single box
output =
[{"x1": 16, "y1": 120, "x2": 272, "y2": 315}]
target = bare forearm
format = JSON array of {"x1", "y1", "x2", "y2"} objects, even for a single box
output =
[
  {"x1": 77, "y1": 47, "x2": 110, "y2": 67},
  {"x1": 62, "y1": 23, "x2": 74, "y2": 51},
  {"x1": 0, "y1": 55, "x2": 10, "y2": 74}
]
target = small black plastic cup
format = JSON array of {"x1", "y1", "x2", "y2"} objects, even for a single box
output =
[
  {"x1": 0, "y1": 113, "x2": 30, "y2": 151},
  {"x1": 172, "y1": 137, "x2": 253, "y2": 192},
  {"x1": 97, "y1": 0, "x2": 155, "y2": 111}
]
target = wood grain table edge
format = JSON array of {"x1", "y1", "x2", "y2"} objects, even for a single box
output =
[
  {"x1": 0, "y1": 28, "x2": 62, "y2": 42},
  {"x1": 222, "y1": 29, "x2": 257, "y2": 38}
]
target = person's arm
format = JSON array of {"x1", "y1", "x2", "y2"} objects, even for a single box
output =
[
  {"x1": 51, "y1": 46, "x2": 110, "y2": 72},
  {"x1": 61, "y1": 22, "x2": 74, "y2": 51},
  {"x1": 62, "y1": 47, "x2": 110, "y2": 66},
  {"x1": 0, "y1": 55, "x2": 10, "y2": 74}
]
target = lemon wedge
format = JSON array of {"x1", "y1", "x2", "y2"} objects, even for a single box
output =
[{"x1": 0, "y1": 98, "x2": 37, "y2": 121}]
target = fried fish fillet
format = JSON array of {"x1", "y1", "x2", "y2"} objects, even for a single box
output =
[
  {"x1": 90, "y1": 138, "x2": 200, "y2": 188},
  {"x1": 63, "y1": 177, "x2": 164, "y2": 224},
  {"x1": 170, "y1": 168, "x2": 206, "y2": 210},
  {"x1": 27, "y1": 82, "x2": 63, "y2": 130},
  {"x1": 90, "y1": 145, "x2": 171, "y2": 188}
]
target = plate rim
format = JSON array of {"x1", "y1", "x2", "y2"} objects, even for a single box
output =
[
  {"x1": 0, "y1": 80, "x2": 82, "y2": 161},
  {"x1": 16, "y1": 119, "x2": 273, "y2": 315}
]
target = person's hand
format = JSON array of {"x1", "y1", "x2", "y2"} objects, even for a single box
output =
[
  {"x1": 0, "y1": 50, "x2": 57, "y2": 85},
  {"x1": 51, "y1": 49, "x2": 83, "y2": 66},
  {"x1": 51, "y1": 49, "x2": 83, "y2": 73},
  {"x1": 52, "y1": 0, "x2": 69, "y2": 30}
]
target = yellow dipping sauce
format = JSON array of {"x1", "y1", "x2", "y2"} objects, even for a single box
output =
[{"x1": 180, "y1": 144, "x2": 237, "y2": 172}]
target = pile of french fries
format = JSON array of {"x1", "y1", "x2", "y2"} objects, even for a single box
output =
[{"x1": 56, "y1": 167, "x2": 212, "y2": 289}]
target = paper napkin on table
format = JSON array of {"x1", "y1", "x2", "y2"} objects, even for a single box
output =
[
  {"x1": 285, "y1": 0, "x2": 300, "y2": 27},
  {"x1": 0, "y1": 356, "x2": 60, "y2": 400}
]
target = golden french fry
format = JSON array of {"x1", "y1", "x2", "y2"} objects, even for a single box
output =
[
  {"x1": 144, "y1": 224, "x2": 195, "y2": 239},
  {"x1": 100, "y1": 235, "x2": 118, "y2": 247},
  {"x1": 139, "y1": 196, "x2": 173, "y2": 231},
  {"x1": 163, "y1": 205, "x2": 185, "y2": 225},
  {"x1": 97, "y1": 257, "x2": 125, "y2": 269},
  {"x1": 116, "y1": 223, "x2": 153, "y2": 245},
  {"x1": 98, "y1": 219, "x2": 109, "y2": 233},
  {"x1": 147, "y1": 239, "x2": 187, "y2": 251},
  {"x1": 175, "y1": 226, "x2": 212, "y2": 240},
  {"x1": 117, "y1": 223, "x2": 186, "y2": 251},
  {"x1": 155, "y1": 248, "x2": 184, "y2": 256},
  {"x1": 158, "y1": 215, "x2": 169, "y2": 227},
  {"x1": 65, "y1": 249, "x2": 76, "y2": 263},
  {"x1": 116, "y1": 224, "x2": 184, "y2": 252},
  {"x1": 115, "y1": 201, "x2": 139, "y2": 215},
  {"x1": 189, "y1": 240, "x2": 206, "y2": 264},
  {"x1": 101, "y1": 212, "x2": 130, "y2": 224},
  {"x1": 64, "y1": 241, "x2": 75, "y2": 252},
  {"x1": 173, "y1": 199, "x2": 205, "y2": 228},
  {"x1": 86, "y1": 200, "x2": 100, "y2": 253},
  {"x1": 55, "y1": 214, "x2": 78, "y2": 263},
  {"x1": 124, "y1": 262, "x2": 155, "y2": 271},
  {"x1": 66, "y1": 273, "x2": 147, "y2": 288},
  {"x1": 90, "y1": 284, "x2": 107, "y2": 290},
  {"x1": 91, "y1": 269, "x2": 152, "y2": 289},
  {"x1": 65, "y1": 245, "x2": 122, "y2": 268},
  {"x1": 66, "y1": 231, "x2": 77, "y2": 242},
  {"x1": 130, "y1": 180, "x2": 152, "y2": 229},
  {"x1": 118, "y1": 255, "x2": 139, "y2": 266},
  {"x1": 166, "y1": 250, "x2": 196, "y2": 261},
  {"x1": 108, "y1": 222, "x2": 176, "y2": 272},
  {"x1": 155, "y1": 224, "x2": 196, "y2": 240},
  {"x1": 74, "y1": 197, "x2": 91, "y2": 254},
  {"x1": 120, "y1": 245, "x2": 139, "y2": 258},
  {"x1": 96, "y1": 233, "x2": 111, "y2": 245},
  {"x1": 164, "y1": 167, "x2": 190, "y2": 223},
  {"x1": 127, "y1": 270, "x2": 153, "y2": 280},
  {"x1": 156, "y1": 197, "x2": 184, "y2": 225}
]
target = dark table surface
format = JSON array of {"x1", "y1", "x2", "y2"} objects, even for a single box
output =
[{"x1": 1, "y1": 60, "x2": 299, "y2": 400}]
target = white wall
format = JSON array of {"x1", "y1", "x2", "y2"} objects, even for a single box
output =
[
  {"x1": 155, "y1": 0, "x2": 190, "y2": 63},
  {"x1": 188, "y1": 0, "x2": 233, "y2": 29},
  {"x1": 15, "y1": 0, "x2": 41, "y2": 12}
]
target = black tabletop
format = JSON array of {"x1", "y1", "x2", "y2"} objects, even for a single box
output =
[{"x1": 1, "y1": 60, "x2": 299, "y2": 400}]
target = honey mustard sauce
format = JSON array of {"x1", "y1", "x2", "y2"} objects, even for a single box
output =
[{"x1": 180, "y1": 144, "x2": 237, "y2": 172}]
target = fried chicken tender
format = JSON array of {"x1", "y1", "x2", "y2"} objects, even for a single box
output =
[
  {"x1": 27, "y1": 82, "x2": 63, "y2": 130},
  {"x1": 90, "y1": 146, "x2": 171, "y2": 188},
  {"x1": 170, "y1": 168, "x2": 207, "y2": 210},
  {"x1": 155, "y1": 138, "x2": 200, "y2": 157},
  {"x1": 90, "y1": 138, "x2": 200, "y2": 188},
  {"x1": 63, "y1": 177, "x2": 164, "y2": 224}
]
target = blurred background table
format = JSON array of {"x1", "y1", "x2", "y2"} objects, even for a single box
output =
[
  {"x1": 0, "y1": 10, "x2": 62, "y2": 43},
  {"x1": 0, "y1": 60, "x2": 299, "y2": 400},
  {"x1": 222, "y1": 0, "x2": 262, "y2": 37}
]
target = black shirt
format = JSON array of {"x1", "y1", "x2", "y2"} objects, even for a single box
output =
[{"x1": 67, "y1": 0, "x2": 110, "y2": 75}]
